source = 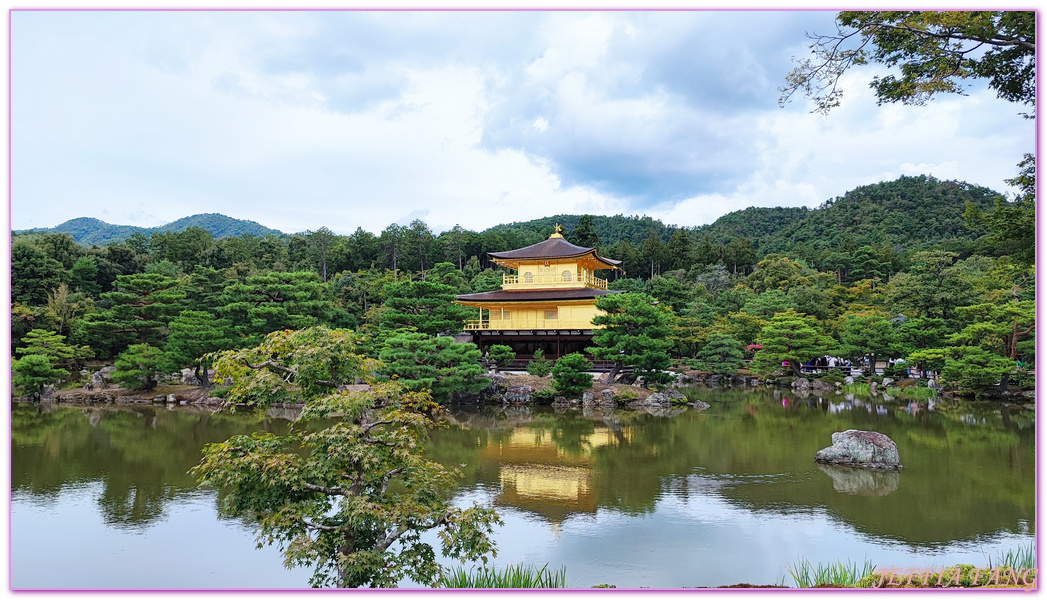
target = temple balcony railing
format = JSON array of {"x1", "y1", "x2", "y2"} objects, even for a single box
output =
[
  {"x1": 464, "y1": 318, "x2": 599, "y2": 331},
  {"x1": 501, "y1": 273, "x2": 608, "y2": 290}
]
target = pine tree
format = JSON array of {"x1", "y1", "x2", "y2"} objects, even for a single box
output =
[
  {"x1": 750, "y1": 309, "x2": 833, "y2": 378},
  {"x1": 571, "y1": 215, "x2": 601, "y2": 248},
  {"x1": 551, "y1": 352, "x2": 594, "y2": 398},
  {"x1": 696, "y1": 334, "x2": 746, "y2": 376},
  {"x1": 591, "y1": 293, "x2": 675, "y2": 387}
]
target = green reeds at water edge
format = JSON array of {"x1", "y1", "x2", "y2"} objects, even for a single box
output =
[
  {"x1": 438, "y1": 563, "x2": 568, "y2": 588},
  {"x1": 994, "y1": 542, "x2": 1035, "y2": 571},
  {"x1": 841, "y1": 384, "x2": 937, "y2": 400},
  {"x1": 786, "y1": 558, "x2": 876, "y2": 588}
]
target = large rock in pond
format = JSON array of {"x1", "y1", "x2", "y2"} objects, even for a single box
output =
[
  {"x1": 811, "y1": 379, "x2": 836, "y2": 393},
  {"x1": 642, "y1": 389, "x2": 688, "y2": 406},
  {"x1": 815, "y1": 430, "x2": 902, "y2": 470},
  {"x1": 503, "y1": 385, "x2": 535, "y2": 404}
]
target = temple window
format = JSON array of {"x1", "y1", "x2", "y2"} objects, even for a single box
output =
[
  {"x1": 561, "y1": 270, "x2": 572, "y2": 282},
  {"x1": 523, "y1": 272, "x2": 534, "y2": 284},
  {"x1": 544, "y1": 309, "x2": 558, "y2": 320}
]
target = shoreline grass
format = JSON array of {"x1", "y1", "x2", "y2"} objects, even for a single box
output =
[
  {"x1": 786, "y1": 558, "x2": 875, "y2": 588},
  {"x1": 438, "y1": 563, "x2": 567, "y2": 588}
]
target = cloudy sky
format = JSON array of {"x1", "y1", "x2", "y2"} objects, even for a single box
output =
[{"x1": 11, "y1": 10, "x2": 1034, "y2": 235}]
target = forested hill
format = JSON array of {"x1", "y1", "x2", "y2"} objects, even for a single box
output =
[
  {"x1": 17, "y1": 175, "x2": 1002, "y2": 253},
  {"x1": 485, "y1": 214, "x2": 671, "y2": 247},
  {"x1": 17, "y1": 213, "x2": 286, "y2": 246},
  {"x1": 485, "y1": 175, "x2": 1001, "y2": 251},
  {"x1": 759, "y1": 176, "x2": 1002, "y2": 254}
]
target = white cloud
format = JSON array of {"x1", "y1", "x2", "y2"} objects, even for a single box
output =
[{"x1": 10, "y1": 11, "x2": 1035, "y2": 236}]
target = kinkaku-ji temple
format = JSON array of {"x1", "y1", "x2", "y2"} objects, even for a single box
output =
[{"x1": 455, "y1": 225, "x2": 624, "y2": 359}]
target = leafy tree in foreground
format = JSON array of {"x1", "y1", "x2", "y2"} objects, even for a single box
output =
[
  {"x1": 112, "y1": 344, "x2": 167, "y2": 391},
  {"x1": 696, "y1": 334, "x2": 746, "y2": 377},
  {"x1": 551, "y1": 353, "x2": 594, "y2": 399},
  {"x1": 780, "y1": 11, "x2": 1034, "y2": 114},
  {"x1": 12, "y1": 354, "x2": 68, "y2": 399},
  {"x1": 591, "y1": 293, "x2": 675, "y2": 387},
  {"x1": 194, "y1": 327, "x2": 501, "y2": 588},
  {"x1": 750, "y1": 310, "x2": 833, "y2": 378}
]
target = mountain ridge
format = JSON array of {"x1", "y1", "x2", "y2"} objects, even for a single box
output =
[{"x1": 17, "y1": 213, "x2": 287, "y2": 245}]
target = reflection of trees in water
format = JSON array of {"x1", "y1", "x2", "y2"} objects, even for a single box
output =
[
  {"x1": 12, "y1": 404, "x2": 286, "y2": 527},
  {"x1": 433, "y1": 393, "x2": 1034, "y2": 547},
  {"x1": 13, "y1": 394, "x2": 1035, "y2": 543}
]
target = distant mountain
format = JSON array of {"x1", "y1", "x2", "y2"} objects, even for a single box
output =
[
  {"x1": 17, "y1": 213, "x2": 287, "y2": 246},
  {"x1": 482, "y1": 175, "x2": 1001, "y2": 253}
]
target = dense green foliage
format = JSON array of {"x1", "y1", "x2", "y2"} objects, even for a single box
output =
[
  {"x1": 194, "y1": 327, "x2": 501, "y2": 588},
  {"x1": 377, "y1": 331, "x2": 487, "y2": 400},
  {"x1": 781, "y1": 11, "x2": 1034, "y2": 114},
  {"x1": 486, "y1": 345, "x2": 516, "y2": 373},
  {"x1": 695, "y1": 334, "x2": 746, "y2": 376},
  {"x1": 750, "y1": 310, "x2": 834, "y2": 378},
  {"x1": 12, "y1": 354, "x2": 68, "y2": 399},
  {"x1": 112, "y1": 344, "x2": 167, "y2": 391},
  {"x1": 591, "y1": 293, "x2": 675, "y2": 388},
  {"x1": 9, "y1": 170, "x2": 1034, "y2": 399},
  {"x1": 551, "y1": 353, "x2": 594, "y2": 398},
  {"x1": 380, "y1": 280, "x2": 473, "y2": 336},
  {"x1": 526, "y1": 349, "x2": 552, "y2": 378}
]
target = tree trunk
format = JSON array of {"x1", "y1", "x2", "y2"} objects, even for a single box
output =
[
  {"x1": 788, "y1": 360, "x2": 803, "y2": 378},
  {"x1": 1000, "y1": 372, "x2": 1011, "y2": 393},
  {"x1": 195, "y1": 363, "x2": 211, "y2": 388},
  {"x1": 603, "y1": 362, "x2": 620, "y2": 384}
]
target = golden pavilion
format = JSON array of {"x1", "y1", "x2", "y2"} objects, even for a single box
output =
[{"x1": 455, "y1": 225, "x2": 623, "y2": 358}]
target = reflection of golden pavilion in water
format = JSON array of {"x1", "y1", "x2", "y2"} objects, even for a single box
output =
[{"x1": 481, "y1": 426, "x2": 632, "y2": 527}]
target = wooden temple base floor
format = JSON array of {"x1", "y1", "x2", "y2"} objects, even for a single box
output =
[{"x1": 457, "y1": 330, "x2": 599, "y2": 361}]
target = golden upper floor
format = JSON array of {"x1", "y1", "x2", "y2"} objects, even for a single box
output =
[{"x1": 487, "y1": 226, "x2": 621, "y2": 291}]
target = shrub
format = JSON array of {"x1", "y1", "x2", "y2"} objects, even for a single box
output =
[
  {"x1": 530, "y1": 388, "x2": 556, "y2": 402},
  {"x1": 487, "y1": 345, "x2": 516, "y2": 372},
  {"x1": 112, "y1": 344, "x2": 166, "y2": 391},
  {"x1": 551, "y1": 353, "x2": 593, "y2": 398},
  {"x1": 526, "y1": 349, "x2": 552, "y2": 378}
]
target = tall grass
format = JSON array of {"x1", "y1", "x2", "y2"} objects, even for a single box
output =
[
  {"x1": 438, "y1": 563, "x2": 568, "y2": 588},
  {"x1": 994, "y1": 543, "x2": 1035, "y2": 571},
  {"x1": 786, "y1": 558, "x2": 876, "y2": 588}
]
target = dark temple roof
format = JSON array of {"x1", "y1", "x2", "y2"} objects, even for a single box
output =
[
  {"x1": 487, "y1": 236, "x2": 622, "y2": 267},
  {"x1": 456, "y1": 288, "x2": 624, "y2": 303}
]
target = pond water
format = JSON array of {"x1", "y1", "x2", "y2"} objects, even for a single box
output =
[{"x1": 10, "y1": 387, "x2": 1035, "y2": 589}]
